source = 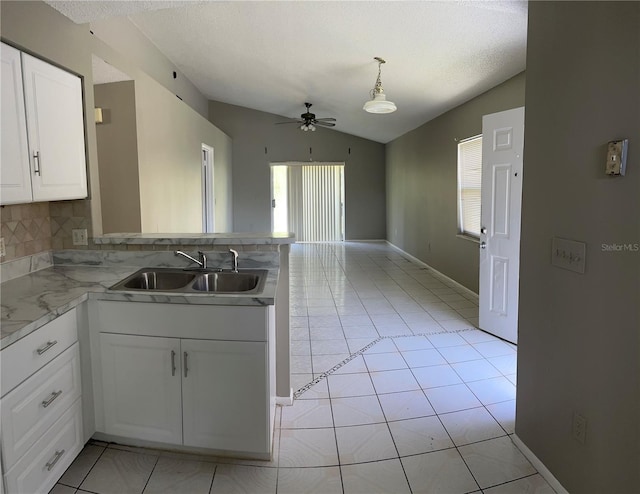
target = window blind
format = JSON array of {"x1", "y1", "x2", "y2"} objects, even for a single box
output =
[
  {"x1": 458, "y1": 136, "x2": 482, "y2": 237},
  {"x1": 287, "y1": 164, "x2": 344, "y2": 242}
]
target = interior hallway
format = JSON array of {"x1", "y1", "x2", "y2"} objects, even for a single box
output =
[{"x1": 51, "y1": 242, "x2": 555, "y2": 494}]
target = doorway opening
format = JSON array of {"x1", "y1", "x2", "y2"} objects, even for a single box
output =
[
  {"x1": 271, "y1": 162, "x2": 345, "y2": 242},
  {"x1": 201, "y1": 144, "x2": 214, "y2": 233}
]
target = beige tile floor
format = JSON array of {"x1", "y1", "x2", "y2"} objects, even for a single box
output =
[{"x1": 51, "y1": 242, "x2": 555, "y2": 494}]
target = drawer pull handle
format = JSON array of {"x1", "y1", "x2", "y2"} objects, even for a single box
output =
[
  {"x1": 42, "y1": 390, "x2": 63, "y2": 408},
  {"x1": 171, "y1": 350, "x2": 176, "y2": 376},
  {"x1": 45, "y1": 449, "x2": 65, "y2": 471},
  {"x1": 36, "y1": 340, "x2": 58, "y2": 355}
]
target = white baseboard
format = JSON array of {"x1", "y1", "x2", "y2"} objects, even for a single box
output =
[
  {"x1": 276, "y1": 388, "x2": 293, "y2": 406},
  {"x1": 512, "y1": 434, "x2": 568, "y2": 494},
  {"x1": 385, "y1": 241, "x2": 479, "y2": 302}
]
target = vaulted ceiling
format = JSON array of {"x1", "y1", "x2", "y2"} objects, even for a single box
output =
[{"x1": 46, "y1": 1, "x2": 528, "y2": 143}]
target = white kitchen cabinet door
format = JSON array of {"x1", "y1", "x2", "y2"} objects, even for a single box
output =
[
  {"x1": 21, "y1": 53, "x2": 87, "y2": 202},
  {"x1": 181, "y1": 339, "x2": 270, "y2": 454},
  {"x1": 0, "y1": 43, "x2": 32, "y2": 205},
  {"x1": 100, "y1": 333, "x2": 182, "y2": 444}
]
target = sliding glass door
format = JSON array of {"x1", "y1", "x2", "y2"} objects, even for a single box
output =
[{"x1": 271, "y1": 162, "x2": 345, "y2": 242}]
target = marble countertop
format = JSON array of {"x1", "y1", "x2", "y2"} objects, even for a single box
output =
[
  {"x1": 94, "y1": 232, "x2": 295, "y2": 245},
  {"x1": 1, "y1": 250, "x2": 280, "y2": 350}
]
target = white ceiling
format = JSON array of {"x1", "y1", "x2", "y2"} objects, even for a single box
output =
[{"x1": 46, "y1": 1, "x2": 528, "y2": 143}]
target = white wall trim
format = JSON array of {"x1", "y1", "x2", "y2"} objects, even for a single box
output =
[
  {"x1": 345, "y1": 239, "x2": 387, "y2": 243},
  {"x1": 512, "y1": 434, "x2": 569, "y2": 494},
  {"x1": 276, "y1": 388, "x2": 293, "y2": 406},
  {"x1": 385, "y1": 241, "x2": 479, "y2": 302}
]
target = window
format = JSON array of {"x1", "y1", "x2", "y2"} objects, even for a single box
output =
[{"x1": 457, "y1": 135, "x2": 482, "y2": 238}]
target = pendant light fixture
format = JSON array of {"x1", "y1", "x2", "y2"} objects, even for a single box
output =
[{"x1": 363, "y1": 57, "x2": 397, "y2": 114}]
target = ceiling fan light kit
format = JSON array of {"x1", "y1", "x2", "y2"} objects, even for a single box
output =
[
  {"x1": 364, "y1": 57, "x2": 397, "y2": 114},
  {"x1": 275, "y1": 102, "x2": 336, "y2": 132}
]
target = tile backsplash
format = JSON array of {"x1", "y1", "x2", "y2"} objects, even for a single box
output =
[
  {"x1": 50, "y1": 199, "x2": 94, "y2": 250},
  {"x1": 1, "y1": 199, "x2": 278, "y2": 265},
  {"x1": 1, "y1": 199, "x2": 94, "y2": 262},
  {"x1": 0, "y1": 202, "x2": 52, "y2": 261}
]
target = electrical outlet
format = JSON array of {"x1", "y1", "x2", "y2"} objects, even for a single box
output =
[
  {"x1": 72, "y1": 228, "x2": 88, "y2": 246},
  {"x1": 0, "y1": 237, "x2": 5, "y2": 257},
  {"x1": 572, "y1": 412, "x2": 587, "y2": 444},
  {"x1": 551, "y1": 237, "x2": 586, "y2": 274}
]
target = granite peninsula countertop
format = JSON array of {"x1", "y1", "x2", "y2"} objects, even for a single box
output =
[
  {"x1": 94, "y1": 232, "x2": 295, "y2": 246},
  {"x1": 1, "y1": 249, "x2": 281, "y2": 350}
]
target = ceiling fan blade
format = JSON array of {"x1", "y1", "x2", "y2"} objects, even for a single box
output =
[
  {"x1": 315, "y1": 121, "x2": 336, "y2": 127},
  {"x1": 275, "y1": 120, "x2": 303, "y2": 125},
  {"x1": 315, "y1": 117, "x2": 337, "y2": 122}
]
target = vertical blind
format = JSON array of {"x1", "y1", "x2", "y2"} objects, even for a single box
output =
[
  {"x1": 457, "y1": 136, "x2": 483, "y2": 237},
  {"x1": 287, "y1": 164, "x2": 344, "y2": 242}
]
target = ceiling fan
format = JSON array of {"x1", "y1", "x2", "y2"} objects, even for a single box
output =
[{"x1": 276, "y1": 102, "x2": 336, "y2": 132}]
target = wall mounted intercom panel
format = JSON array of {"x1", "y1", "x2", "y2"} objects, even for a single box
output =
[{"x1": 606, "y1": 139, "x2": 628, "y2": 176}]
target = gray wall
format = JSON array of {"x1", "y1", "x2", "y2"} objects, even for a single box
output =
[
  {"x1": 94, "y1": 81, "x2": 142, "y2": 233},
  {"x1": 90, "y1": 16, "x2": 209, "y2": 118},
  {"x1": 135, "y1": 73, "x2": 232, "y2": 233},
  {"x1": 386, "y1": 73, "x2": 525, "y2": 292},
  {"x1": 517, "y1": 2, "x2": 639, "y2": 492},
  {"x1": 209, "y1": 101, "x2": 386, "y2": 239}
]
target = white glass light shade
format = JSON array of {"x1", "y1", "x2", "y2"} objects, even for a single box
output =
[{"x1": 363, "y1": 93, "x2": 397, "y2": 114}]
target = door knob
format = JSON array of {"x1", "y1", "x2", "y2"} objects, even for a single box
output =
[
  {"x1": 480, "y1": 242, "x2": 487, "y2": 249},
  {"x1": 480, "y1": 227, "x2": 487, "y2": 235}
]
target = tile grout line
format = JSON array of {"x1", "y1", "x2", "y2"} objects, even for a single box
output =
[{"x1": 293, "y1": 329, "x2": 477, "y2": 399}]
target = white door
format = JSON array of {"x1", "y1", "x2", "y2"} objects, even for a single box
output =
[
  {"x1": 22, "y1": 53, "x2": 87, "y2": 201},
  {"x1": 479, "y1": 107, "x2": 525, "y2": 344},
  {"x1": 1, "y1": 43, "x2": 32, "y2": 205},
  {"x1": 202, "y1": 144, "x2": 214, "y2": 232},
  {"x1": 181, "y1": 339, "x2": 270, "y2": 454},
  {"x1": 100, "y1": 333, "x2": 182, "y2": 444},
  {"x1": 270, "y1": 165, "x2": 288, "y2": 233}
]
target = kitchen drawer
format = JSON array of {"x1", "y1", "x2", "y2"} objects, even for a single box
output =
[
  {"x1": 97, "y1": 301, "x2": 268, "y2": 341},
  {"x1": 4, "y1": 399, "x2": 83, "y2": 494},
  {"x1": 1, "y1": 343, "x2": 81, "y2": 469},
  {"x1": 1, "y1": 309, "x2": 77, "y2": 396}
]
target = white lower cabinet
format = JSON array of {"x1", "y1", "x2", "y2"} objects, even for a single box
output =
[
  {"x1": 95, "y1": 302, "x2": 275, "y2": 457},
  {"x1": 0, "y1": 309, "x2": 82, "y2": 494},
  {"x1": 100, "y1": 334, "x2": 182, "y2": 444},
  {"x1": 181, "y1": 339, "x2": 268, "y2": 452},
  {"x1": 4, "y1": 400, "x2": 83, "y2": 494}
]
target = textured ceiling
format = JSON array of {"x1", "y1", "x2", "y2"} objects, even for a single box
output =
[{"x1": 47, "y1": 1, "x2": 528, "y2": 143}]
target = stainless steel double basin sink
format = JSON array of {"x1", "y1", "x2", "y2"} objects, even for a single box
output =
[{"x1": 109, "y1": 268, "x2": 267, "y2": 294}]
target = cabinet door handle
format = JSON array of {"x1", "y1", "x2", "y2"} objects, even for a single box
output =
[
  {"x1": 36, "y1": 340, "x2": 58, "y2": 355},
  {"x1": 184, "y1": 352, "x2": 189, "y2": 378},
  {"x1": 171, "y1": 350, "x2": 176, "y2": 376},
  {"x1": 42, "y1": 390, "x2": 63, "y2": 408},
  {"x1": 45, "y1": 449, "x2": 65, "y2": 471},
  {"x1": 33, "y1": 151, "x2": 41, "y2": 175}
]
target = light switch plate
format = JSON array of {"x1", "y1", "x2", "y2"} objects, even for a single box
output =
[
  {"x1": 606, "y1": 139, "x2": 628, "y2": 176},
  {"x1": 551, "y1": 237, "x2": 586, "y2": 274},
  {"x1": 72, "y1": 229, "x2": 88, "y2": 246}
]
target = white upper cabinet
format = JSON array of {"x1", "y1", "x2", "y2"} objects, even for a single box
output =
[
  {"x1": 21, "y1": 53, "x2": 87, "y2": 202},
  {"x1": 1, "y1": 43, "x2": 32, "y2": 204},
  {"x1": 0, "y1": 43, "x2": 88, "y2": 205}
]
